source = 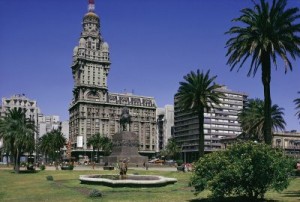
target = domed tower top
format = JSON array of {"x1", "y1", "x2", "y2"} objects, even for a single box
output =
[{"x1": 83, "y1": 0, "x2": 100, "y2": 25}]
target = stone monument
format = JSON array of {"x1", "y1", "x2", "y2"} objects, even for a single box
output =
[{"x1": 103, "y1": 107, "x2": 148, "y2": 165}]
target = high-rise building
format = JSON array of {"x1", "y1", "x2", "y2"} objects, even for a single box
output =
[
  {"x1": 156, "y1": 105, "x2": 174, "y2": 151},
  {"x1": 174, "y1": 86, "x2": 247, "y2": 161},
  {"x1": 69, "y1": 1, "x2": 157, "y2": 157}
]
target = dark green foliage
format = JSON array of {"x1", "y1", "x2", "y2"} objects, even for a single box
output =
[
  {"x1": 294, "y1": 92, "x2": 300, "y2": 121},
  {"x1": 0, "y1": 108, "x2": 36, "y2": 173},
  {"x1": 226, "y1": 0, "x2": 300, "y2": 145},
  {"x1": 160, "y1": 138, "x2": 181, "y2": 160},
  {"x1": 46, "y1": 176, "x2": 53, "y2": 181},
  {"x1": 38, "y1": 129, "x2": 66, "y2": 163},
  {"x1": 40, "y1": 165, "x2": 45, "y2": 171},
  {"x1": 61, "y1": 165, "x2": 74, "y2": 170},
  {"x1": 87, "y1": 133, "x2": 112, "y2": 162},
  {"x1": 190, "y1": 142, "x2": 294, "y2": 200},
  {"x1": 238, "y1": 98, "x2": 286, "y2": 142},
  {"x1": 176, "y1": 160, "x2": 183, "y2": 166},
  {"x1": 89, "y1": 189, "x2": 102, "y2": 198}
]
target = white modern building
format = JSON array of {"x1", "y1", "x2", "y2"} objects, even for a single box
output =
[{"x1": 174, "y1": 86, "x2": 247, "y2": 161}]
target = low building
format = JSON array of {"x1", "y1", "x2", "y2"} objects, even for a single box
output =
[
  {"x1": 220, "y1": 130, "x2": 300, "y2": 158},
  {"x1": 273, "y1": 130, "x2": 300, "y2": 158}
]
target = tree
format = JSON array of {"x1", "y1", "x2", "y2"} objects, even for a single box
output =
[
  {"x1": 0, "y1": 108, "x2": 36, "y2": 173},
  {"x1": 190, "y1": 141, "x2": 294, "y2": 200},
  {"x1": 100, "y1": 136, "x2": 113, "y2": 156},
  {"x1": 238, "y1": 98, "x2": 286, "y2": 141},
  {"x1": 294, "y1": 91, "x2": 300, "y2": 121},
  {"x1": 226, "y1": 0, "x2": 300, "y2": 145},
  {"x1": 160, "y1": 139, "x2": 181, "y2": 160},
  {"x1": 39, "y1": 129, "x2": 66, "y2": 164},
  {"x1": 176, "y1": 69, "x2": 224, "y2": 158},
  {"x1": 87, "y1": 133, "x2": 112, "y2": 163}
]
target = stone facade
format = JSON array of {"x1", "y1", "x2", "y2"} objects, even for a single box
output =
[
  {"x1": 103, "y1": 131, "x2": 148, "y2": 165},
  {"x1": 273, "y1": 131, "x2": 300, "y2": 157},
  {"x1": 69, "y1": 2, "x2": 157, "y2": 154}
]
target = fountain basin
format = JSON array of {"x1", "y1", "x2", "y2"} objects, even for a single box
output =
[{"x1": 79, "y1": 174, "x2": 177, "y2": 187}]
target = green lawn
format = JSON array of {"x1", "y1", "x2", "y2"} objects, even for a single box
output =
[{"x1": 0, "y1": 167, "x2": 299, "y2": 202}]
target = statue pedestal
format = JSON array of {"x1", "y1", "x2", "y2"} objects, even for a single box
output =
[{"x1": 103, "y1": 131, "x2": 148, "y2": 165}]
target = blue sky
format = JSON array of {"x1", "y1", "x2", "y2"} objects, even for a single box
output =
[{"x1": 0, "y1": 0, "x2": 299, "y2": 131}]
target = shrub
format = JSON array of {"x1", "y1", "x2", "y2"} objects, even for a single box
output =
[
  {"x1": 68, "y1": 165, "x2": 74, "y2": 170},
  {"x1": 89, "y1": 189, "x2": 102, "y2": 197},
  {"x1": 40, "y1": 165, "x2": 46, "y2": 171},
  {"x1": 190, "y1": 141, "x2": 294, "y2": 200},
  {"x1": 46, "y1": 176, "x2": 53, "y2": 181},
  {"x1": 176, "y1": 160, "x2": 183, "y2": 166}
]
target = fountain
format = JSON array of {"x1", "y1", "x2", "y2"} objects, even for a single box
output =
[
  {"x1": 79, "y1": 174, "x2": 177, "y2": 187},
  {"x1": 79, "y1": 107, "x2": 177, "y2": 187}
]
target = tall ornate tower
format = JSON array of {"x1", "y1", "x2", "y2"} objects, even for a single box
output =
[
  {"x1": 69, "y1": 0, "x2": 110, "y2": 148},
  {"x1": 69, "y1": 0, "x2": 157, "y2": 158}
]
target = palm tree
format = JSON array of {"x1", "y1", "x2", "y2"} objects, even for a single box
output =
[
  {"x1": 226, "y1": 0, "x2": 300, "y2": 145},
  {"x1": 39, "y1": 129, "x2": 66, "y2": 164},
  {"x1": 0, "y1": 108, "x2": 36, "y2": 173},
  {"x1": 294, "y1": 92, "x2": 300, "y2": 121},
  {"x1": 100, "y1": 136, "x2": 113, "y2": 156},
  {"x1": 87, "y1": 133, "x2": 112, "y2": 163},
  {"x1": 38, "y1": 134, "x2": 52, "y2": 163},
  {"x1": 176, "y1": 69, "x2": 224, "y2": 158},
  {"x1": 238, "y1": 98, "x2": 286, "y2": 141}
]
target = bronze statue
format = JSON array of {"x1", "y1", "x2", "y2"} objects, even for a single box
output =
[{"x1": 120, "y1": 107, "x2": 132, "y2": 131}]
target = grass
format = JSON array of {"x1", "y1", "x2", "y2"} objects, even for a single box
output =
[{"x1": 0, "y1": 166, "x2": 300, "y2": 202}]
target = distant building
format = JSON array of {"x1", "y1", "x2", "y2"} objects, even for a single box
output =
[
  {"x1": 273, "y1": 130, "x2": 300, "y2": 158},
  {"x1": 38, "y1": 115, "x2": 60, "y2": 137},
  {"x1": 173, "y1": 86, "x2": 247, "y2": 161},
  {"x1": 61, "y1": 121, "x2": 69, "y2": 141},
  {"x1": 156, "y1": 105, "x2": 174, "y2": 151},
  {"x1": 1, "y1": 94, "x2": 41, "y2": 140},
  {"x1": 220, "y1": 130, "x2": 300, "y2": 157},
  {"x1": 69, "y1": 1, "x2": 157, "y2": 157}
]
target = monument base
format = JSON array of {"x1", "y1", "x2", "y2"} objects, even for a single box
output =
[{"x1": 103, "y1": 131, "x2": 148, "y2": 165}]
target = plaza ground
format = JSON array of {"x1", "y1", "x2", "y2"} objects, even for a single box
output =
[{"x1": 1, "y1": 165, "x2": 300, "y2": 201}]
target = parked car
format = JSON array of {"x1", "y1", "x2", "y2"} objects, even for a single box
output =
[
  {"x1": 148, "y1": 158, "x2": 159, "y2": 163},
  {"x1": 154, "y1": 159, "x2": 164, "y2": 164}
]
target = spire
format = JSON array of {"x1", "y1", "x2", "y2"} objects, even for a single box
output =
[{"x1": 88, "y1": 0, "x2": 95, "y2": 12}]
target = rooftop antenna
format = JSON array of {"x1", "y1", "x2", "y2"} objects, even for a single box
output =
[{"x1": 88, "y1": 0, "x2": 95, "y2": 12}]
